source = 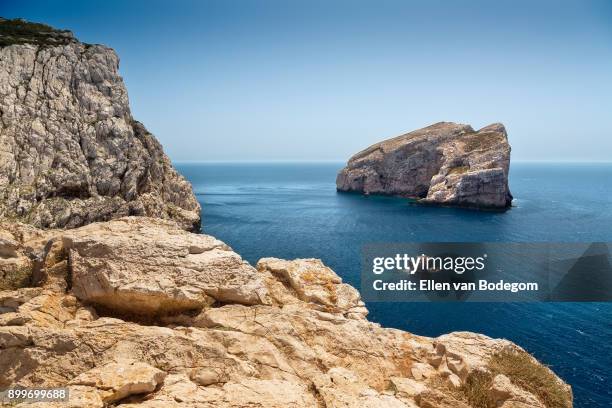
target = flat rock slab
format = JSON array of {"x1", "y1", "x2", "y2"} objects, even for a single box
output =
[
  {"x1": 63, "y1": 217, "x2": 268, "y2": 315},
  {"x1": 70, "y1": 361, "x2": 166, "y2": 403}
]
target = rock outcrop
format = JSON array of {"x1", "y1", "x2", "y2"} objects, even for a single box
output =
[
  {"x1": 337, "y1": 122, "x2": 513, "y2": 209},
  {"x1": 0, "y1": 18, "x2": 201, "y2": 231},
  {"x1": 63, "y1": 218, "x2": 267, "y2": 315},
  {"x1": 0, "y1": 217, "x2": 572, "y2": 407}
]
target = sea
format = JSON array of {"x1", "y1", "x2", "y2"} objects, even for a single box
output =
[{"x1": 177, "y1": 162, "x2": 612, "y2": 407}]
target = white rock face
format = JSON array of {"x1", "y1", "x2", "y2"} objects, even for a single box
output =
[
  {"x1": 337, "y1": 122, "x2": 513, "y2": 209},
  {"x1": 491, "y1": 374, "x2": 546, "y2": 408},
  {"x1": 69, "y1": 361, "x2": 166, "y2": 403},
  {"x1": 0, "y1": 19, "x2": 200, "y2": 231},
  {"x1": 257, "y1": 257, "x2": 368, "y2": 319},
  {"x1": 0, "y1": 217, "x2": 572, "y2": 408},
  {"x1": 63, "y1": 217, "x2": 269, "y2": 314}
]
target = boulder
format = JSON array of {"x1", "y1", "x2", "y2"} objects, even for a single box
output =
[
  {"x1": 257, "y1": 257, "x2": 368, "y2": 318},
  {"x1": 69, "y1": 361, "x2": 166, "y2": 403},
  {"x1": 63, "y1": 217, "x2": 268, "y2": 315},
  {"x1": 490, "y1": 373, "x2": 546, "y2": 408},
  {"x1": 389, "y1": 376, "x2": 428, "y2": 398}
]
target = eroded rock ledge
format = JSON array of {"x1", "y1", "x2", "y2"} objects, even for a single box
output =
[
  {"x1": 0, "y1": 18, "x2": 201, "y2": 231},
  {"x1": 336, "y1": 122, "x2": 513, "y2": 209},
  {"x1": 0, "y1": 217, "x2": 571, "y2": 407}
]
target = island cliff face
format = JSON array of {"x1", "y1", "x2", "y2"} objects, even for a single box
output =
[
  {"x1": 0, "y1": 19, "x2": 571, "y2": 408},
  {"x1": 0, "y1": 18, "x2": 200, "y2": 231},
  {"x1": 336, "y1": 122, "x2": 513, "y2": 209}
]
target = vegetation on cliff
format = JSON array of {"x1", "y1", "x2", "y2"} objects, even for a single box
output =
[{"x1": 0, "y1": 17, "x2": 76, "y2": 47}]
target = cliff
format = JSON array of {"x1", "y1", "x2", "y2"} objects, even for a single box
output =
[
  {"x1": 0, "y1": 18, "x2": 200, "y2": 231},
  {"x1": 337, "y1": 122, "x2": 513, "y2": 209},
  {"x1": 0, "y1": 217, "x2": 572, "y2": 408}
]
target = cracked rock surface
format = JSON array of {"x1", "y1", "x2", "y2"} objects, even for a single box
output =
[
  {"x1": 0, "y1": 18, "x2": 200, "y2": 231},
  {"x1": 0, "y1": 217, "x2": 571, "y2": 407},
  {"x1": 336, "y1": 122, "x2": 513, "y2": 209}
]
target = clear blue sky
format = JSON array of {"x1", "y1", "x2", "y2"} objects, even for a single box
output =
[{"x1": 3, "y1": 0, "x2": 612, "y2": 161}]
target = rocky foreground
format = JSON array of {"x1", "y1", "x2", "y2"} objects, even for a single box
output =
[
  {"x1": 0, "y1": 18, "x2": 200, "y2": 231},
  {"x1": 337, "y1": 122, "x2": 513, "y2": 209},
  {"x1": 1, "y1": 217, "x2": 572, "y2": 407}
]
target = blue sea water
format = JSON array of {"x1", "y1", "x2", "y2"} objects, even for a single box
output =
[{"x1": 177, "y1": 162, "x2": 612, "y2": 407}]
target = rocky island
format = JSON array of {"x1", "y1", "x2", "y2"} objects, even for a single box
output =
[
  {"x1": 0, "y1": 18, "x2": 570, "y2": 408},
  {"x1": 337, "y1": 122, "x2": 513, "y2": 209}
]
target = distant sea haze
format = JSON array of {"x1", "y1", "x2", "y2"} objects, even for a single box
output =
[{"x1": 178, "y1": 161, "x2": 612, "y2": 407}]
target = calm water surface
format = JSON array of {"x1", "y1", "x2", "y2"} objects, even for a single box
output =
[{"x1": 177, "y1": 162, "x2": 612, "y2": 407}]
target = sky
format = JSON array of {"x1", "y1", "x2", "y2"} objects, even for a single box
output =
[{"x1": 2, "y1": 0, "x2": 612, "y2": 162}]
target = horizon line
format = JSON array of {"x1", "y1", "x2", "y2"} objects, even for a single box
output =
[{"x1": 173, "y1": 159, "x2": 612, "y2": 164}]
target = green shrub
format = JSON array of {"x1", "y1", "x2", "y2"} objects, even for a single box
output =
[{"x1": 0, "y1": 17, "x2": 74, "y2": 47}]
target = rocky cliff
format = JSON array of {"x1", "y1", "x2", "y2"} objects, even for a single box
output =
[
  {"x1": 0, "y1": 217, "x2": 572, "y2": 408},
  {"x1": 0, "y1": 18, "x2": 200, "y2": 231},
  {"x1": 337, "y1": 122, "x2": 513, "y2": 209}
]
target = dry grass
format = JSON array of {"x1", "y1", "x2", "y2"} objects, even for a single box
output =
[
  {"x1": 0, "y1": 265, "x2": 32, "y2": 290},
  {"x1": 460, "y1": 370, "x2": 495, "y2": 408},
  {"x1": 428, "y1": 371, "x2": 495, "y2": 408},
  {"x1": 462, "y1": 132, "x2": 502, "y2": 152},
  {"x1": 448, "y1": 166, "x2": 470, "y2": 175},
  {"x1": 489, "y1": 349, "x2": 572, "y2": 408},
  {"x1": 426, "y1": 349, "x2": 571, "y2": 408}
]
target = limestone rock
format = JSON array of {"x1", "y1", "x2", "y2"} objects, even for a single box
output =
[
  {"x1": 490, "y1": 373, "x2": 546, "y2": 408},
  {"x1": 0, "y1": 221, "x2": 57, "y2": 290},
  {"x1": 63, "y1": 217, "x2": 268, "y2": 315},
  {"x1": 0, "y1": 218, "x2": 572, "y2": 407},
  {"x1": 257, "y1": 257, "x2": 368, "y2": 318},
  {"x1": 337, "y1": 122, "x2": 512, "y2": 209},
  {"x1": 0, "y1": 235, "x2": 32, "y2": 290},
  {"x1": 313, "y1": 367, "x2": 410, "y2": 408},
  {"x1": 0, "y1": 18, "x2": 200, "y2": 231},
  {"x1": 434, "y1": 331, "x2": 517, "y2": 379},
  {"x1": 389, "y1": 376, "x2": 427, "y2": 398},
  {"x1": 69, "y1": 361, "x2": 166, "y2": 403},
  {"x1": 410, "y1": 361, "x2": 436, "y2": 380}
]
